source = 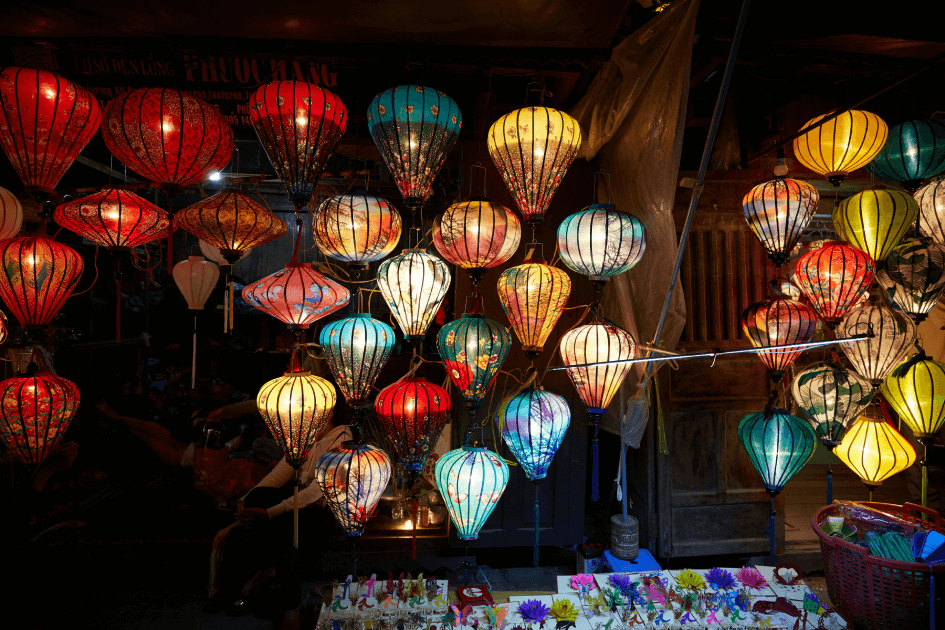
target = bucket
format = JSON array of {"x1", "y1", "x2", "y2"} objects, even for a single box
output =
[{"x1": 610, "y1": 514, "x2": 639, "y2": 560}]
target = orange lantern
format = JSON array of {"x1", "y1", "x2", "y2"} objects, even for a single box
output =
[
  {"x1": 742, "y1": 297, "x2": 818, "y2": 382},
  {"x1": 498, "y1": 259, "x2": 571, "y2": 359}
]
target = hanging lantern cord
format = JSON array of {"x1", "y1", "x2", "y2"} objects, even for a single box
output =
[
  {"x1": 291, "y1": 215, "x2": 304, "y2": 264},
  {"x1": 589, "y1": 412, "x2": 602, "y2": 502},
  {"x1": 767, "y1": 489, "x2": 778, "y2": 561},
  {"x1": 865, "y1": 483, "x2": 877, "y2": 502},
  {"x1": 191, "y1": 312, "x2": 198, "y2": 390},
  {"x1": 919, "y1": 437, "x2": 932, "y2": 508},
  {"x1": 410, "y1": 471, "x2": 420, "y2": 560},
  {"x1": 532, "y1": 480, "x2": 541, "y2": 567},
  {"x1": 114, "y1": 256, "x2": 122, "y2": 345},
  {"x1": 351, "y1": 536, "x2": 358, "y2": 581},
  {"x1": 293, "y1": 467, "x2": 301, "y2": 549}
]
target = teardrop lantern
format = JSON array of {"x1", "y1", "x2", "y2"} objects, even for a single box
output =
[
  {"x1": 0, "y1": 186, "x2": 24, "y2": 239},
  {"x1": 915, "y1": 179, "x2": 945, "y2": 245},
  {"x1": 880, "y1": 351, "x2": 945, "y2": 440},
  {"x1": 487, "y1": 107, "x2": 582, "y2": 225},
  {"x1": 249, "y1": 81, "x2": 347, "y2": 209},
  {"x1": 557, "y1": 204, "x2": 646, "y2": 288},
  {"x1": 868, "y1": 119, "x2": 945, "y2": 192},
  {"x1": 375, "y1": 378, "x2": 451, "y2": 473},
  {"x1": 435, "y1": 445, "x2": 509, "y2": 540},
  {"x1": 313, "y1": 193, "x2": 402, "y2": 270},
  {"x1": 839, "y1": 304, "x2": 916, "y2": 385},
  {"x1": 501, "y1": 388, "x2": 570, "y2": 481},
  {"x1": 0, "y1": 67, "x2": 102, "y2": 198},
  {"x1": 315, "y1": 441, "x2": 392, "y2": 536},
  {"x1": 242, "y1": 263, "x2": 350, "y2": 330},
  {"x1": 367, "y1": 86, "x2": 461, "y2": 212},
  {"x1": 320, "y1": 314, "x2": 395, "y2": 410},
  {"x1": 53, "y1": 188, "x2": 171, "y2": 250},
  {"x1": 497, "y1": 259, "x2": 571, "y2": 360},
  {"x1": 376, "y1": 249, "x2": 451, "y2": 344},
  {"x1": 0, "y1": 311, "x2": 8, "y2": 346},
  {"x1": 877, "y1": 238, "x2": 945, "y2": 323},
  {"x1": 174, "y1": 191, "x2": 287, "y2": 263},
  {"x1": 438, "y1": 308, "x2": 511, "y2": 414},
  {"x1": 792, "y1": 110, "x2": 888, "y2": 186},
  {"x1": 738, "y1": 407, "x2": 816, "y2": 493},
  {"x1": 173, "y1": 256, "x2": 219, "y2": 310},
  {"x1": 0, "y1": 235, "x2": 84, "y2": 328},
  {"x1": 199, "y1": 239, "x2": 248, "y2": 266},
  {"x1": 794, "y1": 241, "x2": 874, "y2": 327},
  {"x1": 742, "y1": 178, "x2": 819, "y2": 265},
  {"x1": 835, "y1": 411, "x2": 915, "y2": 497},
  {"x1": 836, "y1": 189, "x2": 917, "y2": 262},
  {"x1": 741, "y1": 297, "x2": 818, "y2": 382},
  {"x1": 791, "y1": 362, "x2": 874, "y2": 447},
  {"x1": 432, "y1": 200, "x2": 521, "y2": 287}
]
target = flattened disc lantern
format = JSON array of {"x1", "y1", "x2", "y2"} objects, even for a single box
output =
[
  {"x1": 376, "y1": 249, "x2": 451, "y2": 345},
  {"x1": 435, "y1": 445, "x2": 509, "y2": 541},
  {"x1": 836, "y1": 189, "x2": 917, "y2": 262},
  {"x1": 868, "y1": 119, "x2": 945, "y2": 192},
  {"x1": 320, "y1": 314, "x2": 395, "y2": 411},
  {"x1": 839, "y1": 304, "x2": 916, "y2": 385},
  {"x1": 876, "y1": 238, "x2": 945, "y2": 323},
  {"x1": 242, "y1": 263, "x2": 350, "y2": 330},
  {"x1": 741, "y1": 297, "x2": 818, "y2": 382},
  {"x1": 0, "y1": 235, "x2": 84, "y2": 329},
  {"x1": 433, "y1": 200, "x2": 521, "y2": 288},
  {"x1": 557, "y1": 204, "x2": 646, "y2": 292},
  {"x1": 742, "y1": 178, "x2": 819, "y2": 265},
  {"x1": 315, "y1": 442, "x2": 392, "y2": 537},
  {"x1": 312, "y1": 193, "x2": 402, "y2": 272},
  {"x1": 794, "y1": 241, "x2": 874, "y2": 327},
  {"x1": 792, "y1": 110, "x2": 888, "y2": 186},
  {"x1": 498, "y1": 259, "x2": 571, "y2": 360}
]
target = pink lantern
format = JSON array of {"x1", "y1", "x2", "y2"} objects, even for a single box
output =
[
  {"x1": 242, "y1": 263, "x2": 350, "y2": 330},
  {"x1": 173, "y1": 256, "x2": 219, "y2": 310}
]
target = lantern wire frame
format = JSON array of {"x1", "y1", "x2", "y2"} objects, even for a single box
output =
[
  {"x1": 315, "y1": 440, "x2": 392, "y2": 537},
  {"x1": 312, "y1": 193, "x2": 402, "y2": 272},
  {"x1": 497, "y1": 258, "x2": 571, "y2": 360},
  {"x1": 792, "y1": 109, "x2": 888, "y2": 186},
  {"x1": 434, "y1": 445, "x2": 509, "y2": 541},
  {"x1": 867, "y1": 119, "x2": 945, "y2": 192},
  {"x1": 741, "y1": 296, "x2": 819, "y2": 382},
  {"x1": 319, "y1": 313, "x2": 395, "y2": 409},
  {"x1": 432, "y1": 200, "x2": 521, "y2": 287},
  {"x1": 876, "y1": 237, "x2": 945, "y2": 323},
  {"x1": 836, "y1": 189, "x2": 918, "y2": 262},
  {"x1": 556, "y1": 203, "x2": 646, "y2": 292},
  {"x1": 793, "y1": 241, "x2": 875, "y2": 327},
  {"x1": 376, "y1": 249, "x2": 451, "y2": 344},
  {"x1": 741, "y1": 178, "x2": 819, "y2": 266}
]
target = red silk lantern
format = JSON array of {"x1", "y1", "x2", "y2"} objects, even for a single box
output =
[
  {"x1": 742, "y1": 297, "x2": 818, "y2": 382},
  {"x1": 375, "y1": 377, "x2": 451, "y2": 473},
  {"x1": 53, "y1": 188, "x2": 170, "y2": 249},
  {"x1": 249, "y1": 81, "x2": 347, "y2": 208},
  {"x1": 102, "y1": 88, "x2": 233, "y2": 190},
  {"x1": 0, "y1": 67, "x2": 102, "y2": 197},
  {"x1": 242, "y1": 263, "x2": 350, "y2": 330},
  {"x1": 0, "y1": 235, "x2": 83, "y2": 328},
  {"x1": 174, "y1": 191, "x2": 286, "y2": 263},
  {"x1": 794, "y1": 241, "x2": 874, "y2": 327}
]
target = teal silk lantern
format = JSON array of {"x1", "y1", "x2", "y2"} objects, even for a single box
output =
[
  {"x1": 556, "y1": 204, "x2": 646, "y2": 288},
  {"x1": 868, "y1": 119, "x2": 945, "y2": 192},
  {"x1": 500, "y1": 388, "x2": 570, "y2": 481},
  {"x1": 319, "y1": 314, "x2": 395, "y2": 409},
  {"x1": 738, "y1": 408, "x2": 816, "y2": 494},
  {"x1": 435, "y1": 446, "x2": 509, "y2": 541},
  {"x1": 437, "y1": 309, "x2": 510, "y2": 414}
]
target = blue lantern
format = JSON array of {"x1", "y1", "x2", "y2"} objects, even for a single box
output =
[
  {"x1": 556, "y1": 204, "x2": 646, "y2": 288},
  {"x1": 868, "y1": 119, "x2": 945, "y2": 192},
  {"x1": 319, "y1": 313, "x2": 395, "y2": 409},
  {"x1": 435, "y1": 446, "x2": 509, "y2": 541},
  {"x1": 738, "y1": 407, "x2": 816, "y2": 494},
  {"x1": 437, "y1": 310, "x2": 511, "y2": 415},
  {"x1": 500, "y1": 388, "x2": 570, "y2": 481}
]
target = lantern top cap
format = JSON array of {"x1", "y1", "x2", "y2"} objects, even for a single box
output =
[
  {"x1": 586, "y1": 203, "x2": 616, "y2": 211},
  {"x1": 461, "y1": 445, "x2": 490, "y2": 454},
  {"x1": 519, "y1": 258, "x2": 548, "y2": 265},
  {"x1": 187, "y1": 256, "x2": 207, "y2": 263},
  {"x1": 282, "y1": 369, "x2": 312, "y2": 378},
  {"x1": 350, "y1": 313, "x2": 373, "y2": 320},
  {"x1": 285, "y1": 262, "x2": 308, "y2": 269}
]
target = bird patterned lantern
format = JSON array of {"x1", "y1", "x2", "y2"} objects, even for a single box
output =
[
  {"x1": 0, "y1": 186, "x2": 24, "y2": 239},
  {"x1": 792, "y1": 110, "x2": 888, "y2": 186},
  {"x1": 742, "y1": 178, "x2": 819, "y2": 265},
  {"x1": 741, "y1": 297, "x2": 818, "y2": 382},
  {"x1": 0, "y1": 235, "x2": 83, "y2": 329},
  {"x1": 435, "y1": 446, "x2": 509, "y2": 541},
  {"x1": 243, "y1": 263, "x2": 350, "y2": 330},
  {"x1": 836, "y1": 189, "x2": 917, "y2": 262},
  {"x1": 500, "y1": 388, "x2": 570, "y2": 481},
  {"x1": 174, "y1": 191, "x2": 286, "y2": 263},
  {"x1": 432, "y1": 200, "x2": 521, "y2": 287},
  {"x1": 915, "y1": 179, "x2": 945, "y2": 246},
  {"x1": 877, "y1": 238, "x2": 945, "y2": 323},
  {"x1": 839, "y1": 304, "x2": 916, "y2": 385},
  {"x1": 376, "y1": 249, "x2": 451, "y2": 344},
  {"x1": 54, "y1": 188, "x2": 171, "y2": 250},
  {"x1": 315, "y1": 441, "x2": 392, "y2": 536},
  {"x1": 312, "y1": 193, "x2": 402, "y2": 271},
  {"x1": 437, "y1": 309, "x2": 510, "y2": 414},
  {"x1": 794, "y1": 241, "x2": 874, "y2": 327},
  {"x1": 868, "y1": 119, "x2": 945, "y2": 192},
  {"x1": 557, "y1": 204, "x2": 646, "y2": 288},
  {"x1": 375, "y1": 378, "x2": 451, "y2": 473},
  {"x1": 835, "y1": 411, "x2": 915, "y2": 498},
  {"x1": 320, "y1": 314, "x2": 395, "y2": 409},
  {"x1": 498, "y1": 259, "x2": 571, "y2": 360},
  {"x1": 791, "y1": 362, "x2": 873, "y2": 447}
]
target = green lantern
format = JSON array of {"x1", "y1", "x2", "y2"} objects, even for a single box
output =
[
  {"x1": 868, "y1": 119, "x2": 945, "y2": 192},
  {"x1": 437, "y1": 308, "x2": 510, "y2": 418}
]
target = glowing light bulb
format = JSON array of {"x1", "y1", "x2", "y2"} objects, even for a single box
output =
[
  {"x1": 297, "y1": 116, "x2": 308, "y2": 126},
  {"x1": 44, "y1": 89, "x2": 56, "y2": 98},
  {"x1": 208, "y1": 171, "x2": 222, "y2": 181}
]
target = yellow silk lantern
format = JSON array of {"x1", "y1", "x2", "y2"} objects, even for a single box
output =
[
  {"x1": 793, "y1": 110, "x2": 888, "y2": 186},
  {"x1": 836, "y1": 189, "x2": 918, "y2": 261},
  {"x1": 835, "y1": 411, "x2": 915, "y2": 498},
  {"x1": 497, "y1": 259, "x2": 570, "y2": 359},
  {"x1": 880, "y1": 353, "x2": 945, "y2": 439}
]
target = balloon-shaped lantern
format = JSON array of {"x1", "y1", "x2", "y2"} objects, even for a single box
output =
[
  {"x1": 433, "y1": 200, "x2": 521, "y2": 287},
  {"x1": 313, "y1": 193, "x2": 402, "y2": 271},
  {"x1": 320, "y1": 314, "x2": 395, "y2": 410},
  {"x1": 315, "y1": 441, "x2": 392, "y2": 536},
  {"x1": 249, "y1": 81, "x2": 347, "y2": 209},
  {"x1": 836, "y1": 189, "x2": 917, "y2": 262},
  {"x1": 199, "y1": 239, "x2": 248, "y2": 266},
  {"x1": 915, "y1": 179, "x2": 945, "y2": 246},
  {"x1": 839, "y1": 304, "x2": 916, "y2": 385},
  {"x1": 793, "y1": 110, "x2": 888, "y2": 186},
  {"x1": 243, "y1": 263, "x2": 350, "y2": 330},
  {"x1": 557, "y1": 204, "x2": 646, "y2": 291},
  {"x1": 175, "y1": 191, "x2": 286, "y2": 263},
  {"x1": 835, "y1": 411, "x2": 915, "y2": 499},
  {"x1": 375, "y1": 378, "x2": 451, "y2": 474},
  {"x1": 54, "y1": 188, "x2": 170, "y2": 250},
  {"x1": 437, "y1": 309, "x2": 511, "y2": 415},
  {"x1": 868, "y1": 119, "x2": 945, "y2": 192},
  {"x1": 487, "y1": 107, "x2": 582, "y2": 225},
  {"x1": 742, "y1": 178, "x2": 819, "y2": 265},
  {"x1": 877, "y1": 238, "x2": 945, "y2": 323},
  {"x1": 791, "y1": 362, "x2": 874, "y2": 447},
  {"x1": 741, "y1": 297, "x2": 818, "y2": 382},
  {"x1": 0, "y1": 311, "x2": 7, "y2": 346},
  {"x1": 367, "y1": 85, "x2": 461, "y2": 212},
  {"x1": 0, "y1": 235, "x2": 83, "y2": 329},
  {"x1": 376, "y1": 249, "x2": 451, "y2": 344},
  {"x1": 0, "y1": 67, "x2": 101, "y2": 198},
  {"x1": 498, "y1": 259, "x2": 571, "y2": 360},
  {"x1": 0, "y1": 186, "x2": 24, "y2": 239},
  {"x1": 173, "y1": 256, "x2": 220, "y2": 388},
  {"x1": 794, "y1": 241, "x2": 874, "y2": 326},
  {"x1": 435, "y1": 446, "x2": 509, "y2": 540}
]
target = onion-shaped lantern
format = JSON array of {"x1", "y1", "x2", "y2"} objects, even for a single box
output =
[
  {"x1": 315, "y1": 441, "x2": 392, "y2": 536},
  {"x1": 376, "y1": 249, "x2": 451, "y2": 344},
  {"x1": 0, "y1": 351, "x2": 80, "y2": 464},
  {"x1": 242, "y1": 263, "x2": 350, "y2": 330},
  {"x1": 557, "y1": 204, "x2": 646, "y2": 288},
  {"x1": 500, "y1": 388, "x2": 570, "y2": 481},
  {"x1": 741, "y1": 297, "x2": 818, "y2": 382},
  {"x1": 0, "y1": 236, "x2": 83, "y2": 328},
  {"x1": 0, "y1": 67, "x2": 101, "y2": 198},
  {"x1": 367, "y1": 85, "x2": 461, "y2": 211},
  {"x1": 375, "y1": 378, "x2": 451, "y2": 473},
  {"x1": 199, "y1": 239, "x2": 248, "y2": 266},
  {"x1": 432, "y1": 200, "x2": 521, "y2": 286},
  {"x1": 738, "y1": 407, "x2": 816, "y2": 494},
  {"x1": 791, "y1": 362, "x2": 874, "y2": 447},
  {"x1": 102, "y1": 88, "x2": 233, "y2": 190},
  {"x1": 488, "y1": 107, "x2": 582, "y2": 225},
  {"x1": 498, "y1": 259, "x2": 571, "y2": 360},
  {"x1": 836, "y1": 189, "x2": 917, "y2": 262},
  {"x1": 0, "y1": 186, "x2": 24, "y2": 239},
  {"x1": 54, "y1": 189, "x2": 170, "y2": 250},
  {"x1": 868, "y1": 119, "x2": 945, "y2": 192},
  {"x1": 174, "y1": 191, "x2": 287, "y2": 263},
  {"x1": 435, "y1": 446, "x2": 509, "y2": 540},
  {"x1": 320, "y1": 314, "x2": 395, "y2": 409},
  {"x1": 742, "y1": 178, "x2": 819, "y2": 265},
  {"x1": 880, "y1": 352, "x2": 945, "y2": 439},
  {"x1": 173, "y1": 256, "x2": 219, "y2": 310},
  {"x1": 839, "y1": 304, "x2": 916, "y2": 385},
  {"x1": 437, "y1": 310, "x2": 510, "y2": 413},
  {"x1": 877, "y1": 238, "x2": 945, "y2": 323},
  {"x1": 835, "y1": 411, "x2": 915, "y2": 495},
  {"x1": 313, "y1": 193, "x2": 402, "y2": 270},
  {"x1": 915, "y1": 180, "x2": 945, "y2": 245},
  {"x1": 794, "y1": 242, "x2": 874, "y2": 326},
  {"x1": 792, "y1": 110, "x2": 888, "y2": 186}
]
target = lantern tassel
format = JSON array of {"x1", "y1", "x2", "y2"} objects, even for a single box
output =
[
  {"x1": 293, "y1": 468, "x2": 300, "y2": 549},
  {"x1": 115, "y1": 265, "x2": 122, "y2": 345},
  {"x1": 533, "y1": 481, "x2": 540, "y2": 567},
  {"x1": 590, "y1": 413, "x2": 601, "y2": 502},
  {"x1": 229, "y1": 278, "x2": 234, "y2": 332},
  {"x1": 768, "y1": 494, "x2": 776, "y2": 561},
  {"x1": 191, "y1": 313, "x2": 197, "y2": 390},
  {"x1": 412, "y1": 495, "x2": 418, "y2": 560},
  {"x1": 921, "y1": 440, "x2": 929, "y2": 508},
  {"x1": 827, "y1": 464, "x2": 833, "y2": 505}
]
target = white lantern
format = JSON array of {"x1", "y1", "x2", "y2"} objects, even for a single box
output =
[{"x1": 173, "y1": 256, "x2": 219, "y2": 310}]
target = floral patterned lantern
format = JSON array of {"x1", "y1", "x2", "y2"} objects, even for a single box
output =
[
  {"x1": 320, "y1": 314, "x2": 395, "y2": 409},
  {"x1": 836, "y1": 189, "x2": 917, "y2": 262},
  {"x1": 868, "y1": 119, "x2": 945, "y2": 192},
  {"x1": 791, "y1": 362, "x2": 874, "y2": 447},
  {"x1": 742, "y1": 178, "x2": 819, "y2": 265},
  {"x1": 792, "y1": 110, "x2": 888, "y2": 186},
  {"x1": 198, "y1": 239, "x2": 247, "y2": 266},
  {"x1": 375, "y1": 378, "x2": 451, "y2": 473},
  {"x1": 877, "y1": 238, "x2": 945, "y2": 323},
  {"x1": 915, "y1": 180, "x2": 945, "y2": 245},
  {"x1": 376, "y1": 249, "x2": 451, "y2": 344},
  {"x1": 174, "y1": 191, "x2": 286, "y2": 263},
  {"x1": 501, "y1": 388, "x2": 570, "y2": 481},
  {"x1": 794, "y1": 241, "x2": 874, "y2": 327},
  {"x1": 242, "y1": 263, "x2": 350, "y2": 330},
  {"x1": 487, "y1": 107, "x2": 582, "y2": 225},
  {"x1": 53, "y1": 189, "x2": 170, "y2": 250},
  {"x1": 172, "y1": 256, "x2": 219, "y2": 310},
  {"x1": 556, "y1": 204, "x2": 646, "y2": 288},
  {"x1": 0, "y1": 235, "x2": 83, "y2": 328},
  {"x1": 839, "y1": 304, "x2": 916, "y2": 385},
  {"x1": 0, "y1": 186, "x2": 24, "y2": 239},
  {"x1": 739, "y1": 407, "x2": 816, "y2": 493},
  {"x1": 497, "y1": 259, "x2": 571, "y2": 360},
  {"x1": 315, "y1": 441, "x2": 392, "y2": 536},
  {"x1": 249, "y1": 81, "x2": 347, "y2": 209},
  {"x1": 435, "y1": 445, "x2": 509, "y2": 540},
  {"x1": 835, "y1": 411, "x2": 915, "y2": 497},
  {"x1": 741, "y1": 297, "x2": 818, "y2": 382},
  {"x1": 367, "y1": 86, "x2": 461, "y2": 212},
  {"x1": 437, "y1": 309, "x2": 510, "y2": 413},
  {"x1": 880, "y1": 351, "x2": 945, "y2": 440},
  {"x1": 0, "y1": 67, "x2": 101, "y2": 198},
  {"x1": 313, "y1": 193, "x2": 402, "y2": 270},
  {"x1": 432, "y1": 200, "x2": 521, "y2": 287}
]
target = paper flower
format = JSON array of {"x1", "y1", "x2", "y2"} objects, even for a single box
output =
[
  {"x1": 517, "y1": 600, "x2": 550, "y2": 624},
  {"x1": 675, "y1": 569, "x2": 706, "y2": 591},
  {"x1": 608, "y1": 574, "x2": 634, "y2": 596},
  {"x1": 705, "y1": 568, "x2": 737, "y2": 590},
  {"x1": 549, "y1": 600, "x2": 579, "y2": 622},
  {"x1": 734, "y1": 567, "x2": 768, "y2": 590},
  {"x1": 569, "y1": 574, "x2": 595, "y2": 593}
]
